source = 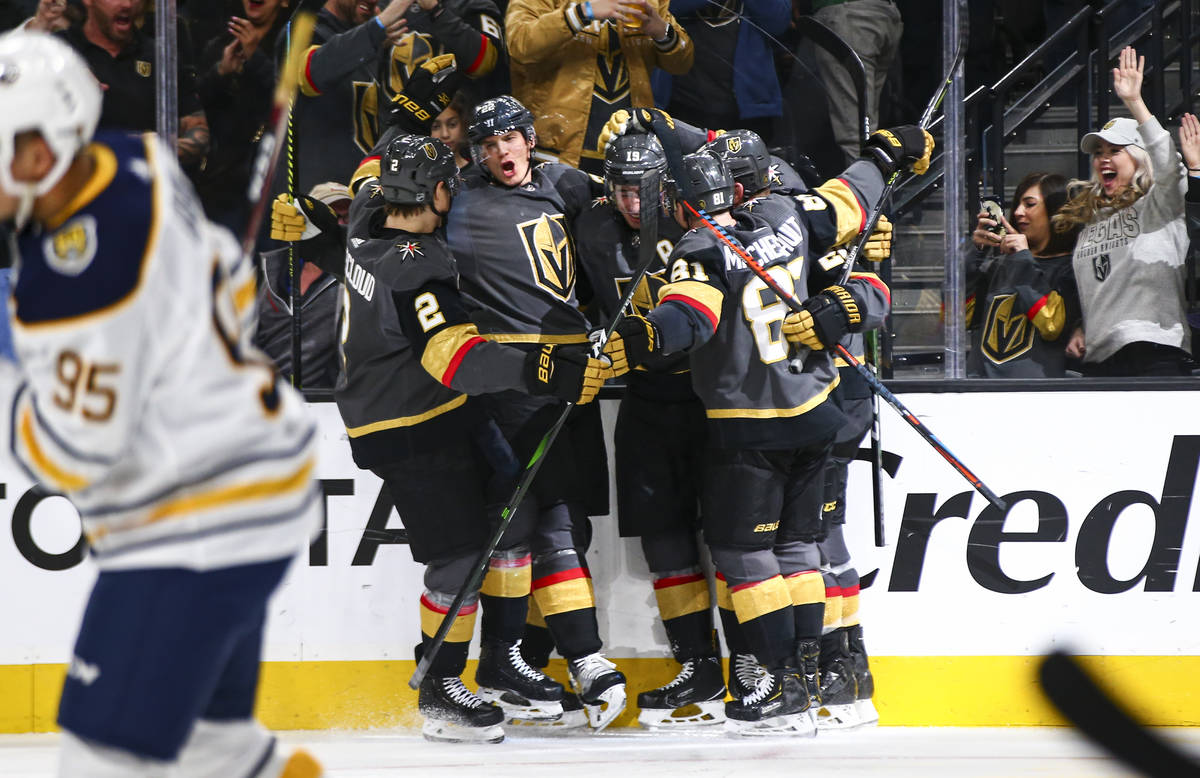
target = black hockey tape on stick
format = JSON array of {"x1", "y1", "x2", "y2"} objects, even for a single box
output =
[
  {"x1": 1039, "y1": 651, "x2": 1200, "y2": 778},
  {"x1": 409, "y1": 169, "x2": 665, "y2": 690},
  {"x1": 238, "y1": 12, "x2": 315, "y2": 265},
  {"x1": 865, "y1": 331, "x2": 887, "y2": 546}
]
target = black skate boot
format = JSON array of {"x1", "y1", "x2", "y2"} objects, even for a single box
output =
[
  {"x1": 567, "y1": 653, "x2": 627, "y2": 731},
  {"x1": 724, "y1": 667, "x2": 816, "y2": 737},
  {"x1": 636, "y1": 655, "x2": 727, "y2": 729},
  {"x1": 728, "y1": 652, "x2": 768, "y2": 702},
  {"x1": 847, "y1": 624, "x2": 879, "y2": 725},
  {"x1": 418, "y1": 675, "x2": 506, "y2": 744},
  {"x1": 816, "y1": 630, "x2": 861, "y2": 729},
  {"x1": 476, "y1": 640, "x2": 564, "y2": 723},
  {"x1": 796, "y1": 638, "x2": 823, "y2": 714}
]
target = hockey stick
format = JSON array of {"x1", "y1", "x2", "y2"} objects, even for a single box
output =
[
  {"x1": 409, "y1": 168, "x2": 664, "y2": 689},
  {"x1": 238, "y1": 12, "x2": 316, "y2": 266},
  {"x1": 836, "y1": 39, "x2": 964, "y2": 286},
  {"x1": 865, "y1": 329, "x2": 887, "y2": 546},
  {"x1": 794, "y1": 15, "x2": 869, "y2": 142},
  {"x1": 1039, "y1": 651, "x2": 1200, "y2": 778}
]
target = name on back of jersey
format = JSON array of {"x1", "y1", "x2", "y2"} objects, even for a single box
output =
[{"x1": 345, "y1": 251, "x2": 376, "y2": 301}]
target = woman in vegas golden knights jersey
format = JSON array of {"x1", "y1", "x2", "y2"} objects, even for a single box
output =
[{"x1": 445, "y1": 96, "x2": 630, "y2": 731}]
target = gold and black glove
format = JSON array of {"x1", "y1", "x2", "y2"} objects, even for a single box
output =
[
  {"x1": 524, "y1": 344, "x2": 612, "y2": 405},
  {"x1": 782, "y1": 286, "x2": 863, "y2": 350},
  {"x1": 270, "y1": 193, "x2": 338, "y2": 243},
  {"x1": 600, "y1": 314, "x2": 659, "y2": 373},
  {"x1": 863, "y1": 125, "x2": 935, "y2": 176},
  {"x1": 863, "y1": 214, "x2": 893, "y2": 262},
  {"x1": 384, "y1": 54, "x2": 460, "y2": 135}
]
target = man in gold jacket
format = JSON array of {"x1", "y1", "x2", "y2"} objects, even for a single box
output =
[{"x1": 506, "y1": 0, "x2": 693, "y2": 172}]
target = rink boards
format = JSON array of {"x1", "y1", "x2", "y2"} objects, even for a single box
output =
[{"x1": 3, "y1": 388, "x2": 1200, "y2": 731}]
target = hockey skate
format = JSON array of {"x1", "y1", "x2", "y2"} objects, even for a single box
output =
[
  {"x1": 418, "y1": 675, "x2": 506, "y2": 744},
  {"x1": 728, "y1": 652, "x2": 768, "y2": 702},
  {"x1": 636, "y1": 656, "x2": 727, "y2": 728},
  {"x1": 724, "y1": 668, "x2": 817, "y2": 737},
  {"x1": 848, "y1": 625, "x2": 880, "y2": 726},
  {"x1": 476, "y1": 640, "x2": 565, "y2": 723},
  {"x1": 816, "y1": 631, "x2": 862, "y2": 730},
  {"x1": 568, "y1": 653, "x2": 627, "y2": 731}
]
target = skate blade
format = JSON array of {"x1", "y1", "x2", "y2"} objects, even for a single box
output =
[
  {"x1": 506, "y1": 708, "x2": 590, "y2": 731},
  {"x1": 583, "y1": 684, "x2": 627, "y2": 731},
  {"x1": 638, "y1": 700, "x2": 726, "y2": 729},
  {"x1": 725, "y1": 710, "x2": 818, "y2": 737},
  {"x1": 476, "y1": 688, "x2": 564, "y2": 722},
  {"x1": 855, "y1": 698, "x2": 880, "y2": 726},
  {"x1": 817, "y1": 702, "x2": 863, "y2": 730},
  {"x1": 422, "y1": 719, "x2": 505, "y2": 744}
]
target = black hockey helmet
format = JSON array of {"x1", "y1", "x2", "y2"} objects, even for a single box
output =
[
  {"x1": 704, "y1": 129, "x2": 771, "y2": 195},
  {"x1": 379, "y1": 134, "x2": 460, "y2": 206},
  {"x1": 468, "y1": 95, "x2": 536, "y2": 145},
  {"x1": 666, "y1": 150, "x2": 735, "y2": 214},
  {"x1": 603, "y1": 133, "x2": 667, "y2": 209}
]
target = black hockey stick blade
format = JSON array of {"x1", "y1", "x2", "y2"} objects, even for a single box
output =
[
  {"x1": 238, "y1": 12, "x2": 316, "y2": 264},
  {"x1": 795, "y1": 16, "x2": 868, "y2": 140},
  {"x1": 1039, "y1": 651, "x2": 1200, "y2": 778},
  {"x1": 410, "y1": 169, "x2": 666, "y2": 691}
]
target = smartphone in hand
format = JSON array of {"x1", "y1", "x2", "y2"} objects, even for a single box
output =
[{"x1": 979, "y1": 195, "x2": 1005, "y2": 235}]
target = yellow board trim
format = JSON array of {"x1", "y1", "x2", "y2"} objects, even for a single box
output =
[
  {"x1": 11, "y1": 656, "x2": 1200, "y2": 731},
  {"x1": 345, "y1": 394, "x2": 468, "y2": 437},
  {"x1": 18, "y1": 406, "x2": 89, "y2": 492},
  {"x1": 707, "y1": 373, "x2": 839, "y2": 419}
]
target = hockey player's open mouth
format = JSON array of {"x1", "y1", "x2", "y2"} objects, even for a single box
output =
[{"x1": 501, "y1": 160, "x2": 516, "y2": 177}]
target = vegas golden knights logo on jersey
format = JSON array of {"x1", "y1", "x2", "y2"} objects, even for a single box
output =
[
  {"x1": 518, "y1": 214, "x2": 576, "y2": 301},
  {"x1": 593, "y1": 25, "x2": 630, "y2": 104},
  {"x1": 981, "y1": 293, "x2": 1034, "y2": 364}
]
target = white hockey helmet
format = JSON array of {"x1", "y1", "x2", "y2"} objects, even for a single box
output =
[{"x1": 0, "y1": 30, "x2": 102, "y2": 219}]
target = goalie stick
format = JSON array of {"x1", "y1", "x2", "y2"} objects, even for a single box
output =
[
  {"x1": 644, "y1": 114, "x2": 1005, "y2": 512},
  {"x1": 409, "y1": 169, "x2": 665, "y2": 689},
  {"x1": 1039, "y1": 651, "x2": 1200, "y2": 778}
]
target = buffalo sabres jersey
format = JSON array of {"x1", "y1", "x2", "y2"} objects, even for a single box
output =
[
  {"x1": 572, "y1": 197, "x2": 692, "y2": 400},
  {"x1": 446, "y1": 163, "x2": 597, "y2": 343},
  {"x1": 9, "y1": 132, "x2": 320, "y2": 572},
  {"x1": 966, "y1": 249, "x2": 1079, "y2": 378},
  {"x1": 646, "y1": 164, "x2": 884, "y2": 449},
  {"x1": 335, "y1": 178, "x2": 538, "y2": 468}
]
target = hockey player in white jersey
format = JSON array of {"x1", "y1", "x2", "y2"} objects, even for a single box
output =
[{"x1": 0, "y1": 31, "x2": 323, "y2": 777}]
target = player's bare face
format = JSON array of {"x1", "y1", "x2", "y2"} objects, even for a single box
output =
[
  {"x1": 1092, "y1": 140, "x2": 1135, "y2": 196},
  {"x1": 481, "y1": 131, "x2": 532, "y2": 186},
  {"x1": 84, "y1": 0, "x2": 137, "y2": 45},
  {"x1": 613, "y1": 183, "x2": 640, "y2": 229},
  {"x1": 1011, "y1": 183, "x2": 1049, "y2": 253},
  {"x1": 431, "y1": 109, "x2": 466, "y2": 159}
]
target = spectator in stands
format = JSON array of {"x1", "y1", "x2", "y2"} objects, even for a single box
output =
[
  {"x1": 1055, "y1": 47, "x2": 1191, "y2": 377},
  {"x1": 432, "y1": 91, "x2": 475, "y2": 168},
  {"x1": 255, "y1": 181, "x2": 351, "y2": 391},
  {"x1": 59, "y1": 0, "x2": 209, "y2": 172},
  {"x1": 196, "y1": 0, "x2": 288, "y2": 230},
  {"x1": 811, "y1": 0, "x2": 902, "y2": 166},
  {"x1": 286, "y1": 0, "x2": 407, "y2": 196},
  {"x1": 506, "y1": 0, "x2": 692, "y2": 173},
  {"x1": 966, "y1": 172, "x2": 1082, "y2": 377},
  {"x1": 651, "y1": 0, "x2": 788, "y2": 145},
  {"x1": 19, "y1": 0, "x2": 70, "y2": 32}
]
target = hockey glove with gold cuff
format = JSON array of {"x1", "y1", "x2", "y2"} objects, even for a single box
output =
[
  {"x1": 600, "y1": 314, "x2": 659, "y2": 373},
  {"x1": 864, "y1": 214, "x2": 893, "y2": 261},
  {"x1": 598, "y1": 108, "x2": 675, "y2": 155},
  {"x1": 864, "y1": 125, "x2": 935, "y2": 177},
  {"x1": 270, "y1": 193, "x2": 339, "y2": 243},
  {"x1": 524, "y1": 344, "x2": 611, "y2": 405},
  {"x1": 782, "y1": 286, "x2": 863, "y2": 350},
  {"x1": 384, "y1": 54, "x2": 460, "y2": 135}
]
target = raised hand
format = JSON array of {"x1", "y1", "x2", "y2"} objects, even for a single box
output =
[
  {"x1": 1112, "y1": 46, "x2": 1150, "y2": 123},
  {"x1": 1180, "y1": 113, "x2": 1200, "y2": 172}
]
